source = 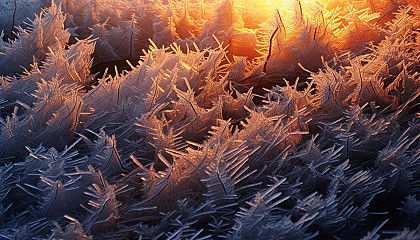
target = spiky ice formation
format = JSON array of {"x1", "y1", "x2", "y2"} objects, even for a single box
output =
[{"x1": 0, "y1": 0, "x2": 419, "y2": 239}]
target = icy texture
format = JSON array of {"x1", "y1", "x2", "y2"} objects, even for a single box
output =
[{"x1": 0, "y1": 0, "x2": 419, "y2": 239}]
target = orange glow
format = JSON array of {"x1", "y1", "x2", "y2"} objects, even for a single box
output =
[{"x1": 219, "y1": 0, "x2": 404, "y2": 75}]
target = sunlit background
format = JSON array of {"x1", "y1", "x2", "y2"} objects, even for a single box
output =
[{"x1": 0, "y1": 0, "x2": 419, "y2": 239}]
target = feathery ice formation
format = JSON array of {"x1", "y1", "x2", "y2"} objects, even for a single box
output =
[{"x1": 0, "y1": 0, "x2": 419, "y2": 239}]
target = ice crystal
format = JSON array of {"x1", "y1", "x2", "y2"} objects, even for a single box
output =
[{"x1": 0, "y1": 0, "x2": 419, "y2": 239}]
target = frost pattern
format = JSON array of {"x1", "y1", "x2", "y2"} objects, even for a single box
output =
[{"x1": 0, "y1": 0, "x2": 419, "y2": 239}]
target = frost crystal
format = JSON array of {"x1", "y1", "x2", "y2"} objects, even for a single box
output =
[{"x1": 0, "y1": 0, "x2": 419, "y2": 239}]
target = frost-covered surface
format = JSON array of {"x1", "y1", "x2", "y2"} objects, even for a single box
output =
[
  {"x1": 0, "y1": 0, "x2": 49, "y2": 40},
  {"x1": 0, "y1": 0, "x2": 420, "y2": 239}
]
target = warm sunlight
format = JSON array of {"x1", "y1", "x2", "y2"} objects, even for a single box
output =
[{"x1": 0, "y1": 0, "x2": 419, "y2": 239}]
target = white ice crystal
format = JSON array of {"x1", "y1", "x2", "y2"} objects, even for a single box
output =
[{"x1": 0, "y1": 0, "x2": 419, "y2": 239}]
